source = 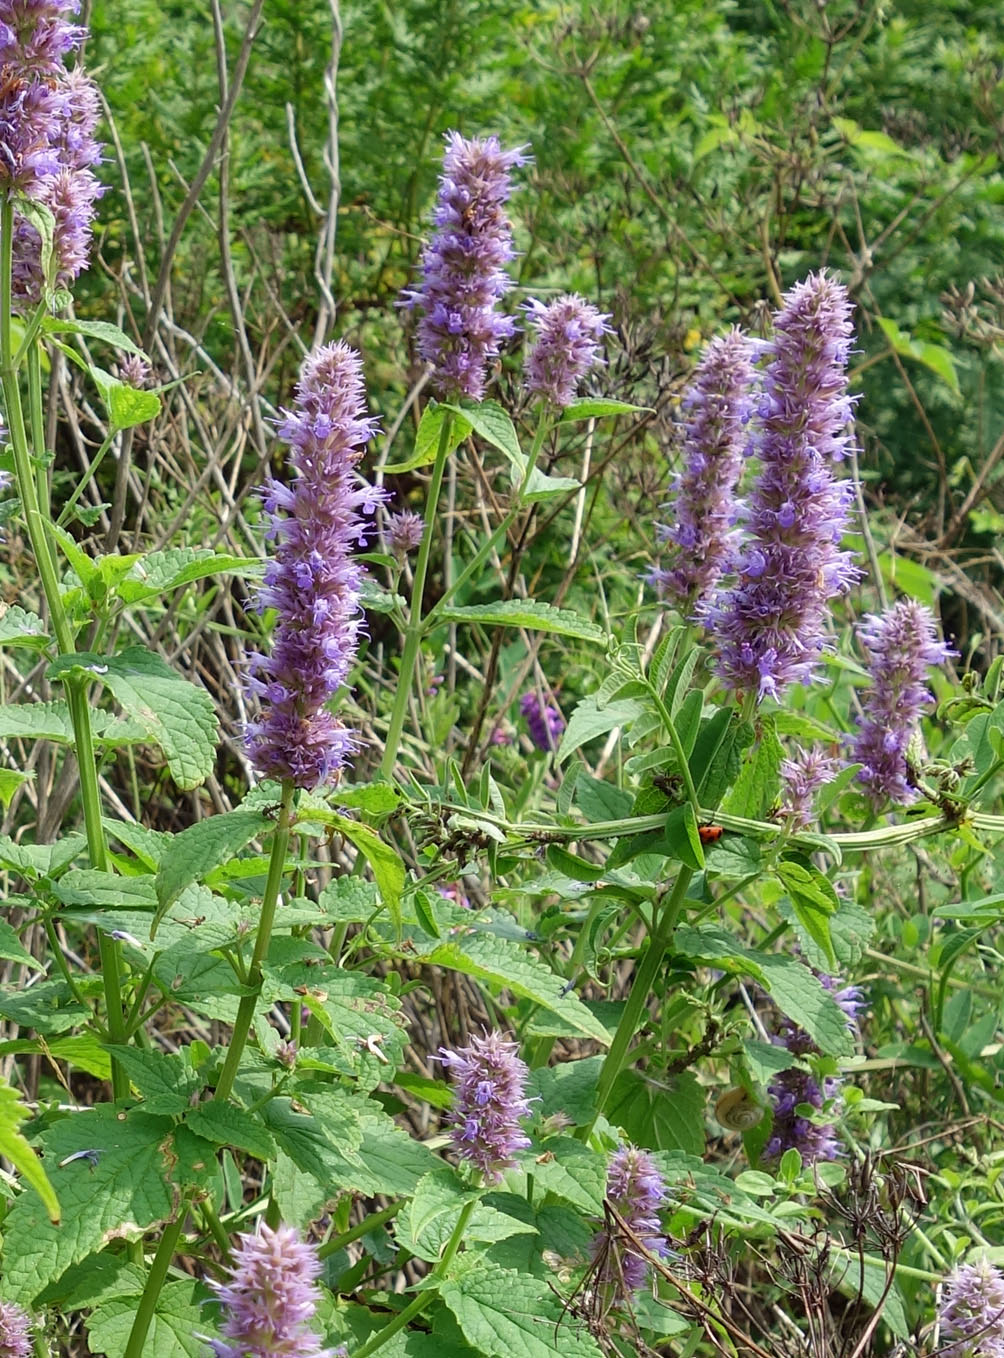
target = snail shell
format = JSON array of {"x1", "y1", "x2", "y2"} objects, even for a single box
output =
[{"x1": 715, "y1": 1086, "x2": 764, "y2": 1132}]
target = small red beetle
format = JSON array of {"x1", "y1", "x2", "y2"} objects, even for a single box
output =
[{"x1": 698, "y1": 823, "x2": 724, "y2": 844}]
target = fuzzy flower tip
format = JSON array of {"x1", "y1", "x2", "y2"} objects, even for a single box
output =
[
  {"x1": 940, "y1": 1258, "x2": 1004, "y2": 1358},
  {"x1": 703, "y1": 272, "x2": 860, "y2": 701},
  {"x1": 649, "y1": 328, "x2": 754, "y2": 611},
  {"x1": 850, "y1": 598, "x2": 954, "y2": 808},
  {"x1": 0, "y1": 1300, "x2": 32, "y2": 1358},
  {"x1": 208, "y1": 1222, "x2": 333, "y2": 1358},
  {"x1": 520, "y1": 690, "x2": 564, "y2": 752},
  {"x1": 438, "y1": 1029, "x2": 533, "y2": 1181},
  {"x1": 1, "y1": 5, "x2": 105, "y2": 306},
  {"x1": 779, "y1": 744, "x2": 839, "y2": 830},
  {"x1": 386, "y1": 508, "x2": 425, "y2": 556},
  {"x1": 244, "y1": 342, "x2": 387, "y2": 789},
  {"x1": 523, "y1": 293, "x2": 611, "y2": 408},
  {"x1": 403, "y1": 131, "x2": 529, "y2": 400},
  {"x1": 592, "y1": 1145, "x2": 669, "y2": 1296}
]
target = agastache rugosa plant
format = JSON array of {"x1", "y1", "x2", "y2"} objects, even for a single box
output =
[
  {"x1": 592, "y1": 1145, "x2": 669, "y2": 1299},
  {"x1": 523, "y1": 293, "x2": 610, "y2": 408},
  {"x1": 0, "y1": 1301, "x2": 31, "y2": 1358},
  {"x1": 438, "y1": 1029, "x2": 533, "y2": 1181},
  {"x1": 938, "y1": 1258, "x2": 1004, "y2": 1358},
  {"x1": 207, "y1": 1223, "x2": 331, "y2": 1358}
]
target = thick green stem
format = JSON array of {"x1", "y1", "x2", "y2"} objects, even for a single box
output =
[
  {"x1": 584, "y1": 866, "x2": 694, "y2": 1138},
  {"x1": 379, "y1": 411, "x2": 454, "y2": 778},
  {"x1": 122, "y1": 1209, "x2": 187, "y2": 1358},
  {"x1": 214, "y1": 781, "x2": 295, "y2": 1102},
  {"x1": 353, "y1": 1198, "x2": 477, "y2": 1358}
]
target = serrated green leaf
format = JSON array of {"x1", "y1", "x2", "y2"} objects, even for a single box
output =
[
  {"x1": 559, "y1": 398, "x2": 646, "y2": 421},
  {"x1": 722, "y1": 715, "x2": 783, "y2": 819},
  {"x1": 0, "y1": 605, "x2": 49, "y2": 649},
  {"x1": 444, "y1": 399, "x2": 521, "y2": 467},
  {"x1": 397, "y1": 1169, "x2": 484, "y2": 1261},
  {"x1": 384, "y1": 401, "x2": 472, "y2": 473},
  {"x1": 54, "y1": 870, "x2": 158, "y2": 911},
  {"x1": 661, "y1": 803, "x2": 704, "y2": 870},
  {"x1": 118, "y1": 548, "x2": 259, "y2": 604},
  {"x1": 438, "y1": 599, "x2": 603, "y2": 643},
  {"x1": 525, "y1": 1137, "x2": 606, "y2": 1212},
  {"x1": 48, "y1": 646, "x2": 218, "y2": 789},
  {"x1": 41, "y1": 318, "x2": 146, "y2": 356},
  {"x1": 326, "y1": 813, "x2": 404, "y2": 932},
  {"x1": 185, "y1": 1102, "x2": 277, "y2": 1160},
  {"x1": 87, "y1": 1279, "x2": 207, "y2": 1358},
  {"x1": 0, "y1": 919, "x2": 40, "y2": 970},
  {"x1": 0, "y1": 979, "x2": 90, "y2": 1033},
  {"x1": 89, "y1": 366, "x2": 163, "y2": 431},
  {"x1": 608, "y1": 1068, "x2": 706, "y2": 1154},
  {"x1": 107, "y1": 1047, "x2": 202, "y2": 1114},
  {"x1": 758, "y1": 956, "x2": 853, "y2": 1056},
  {"x1": 876, "y1": 317, "x2": 960, "y2": 395},
  {"x1": 557, "y1": 696, "x2": 645, "y2": 762},
  {"x1": 0, "y1": 701, "x2": 74, "y2": 742},
  {"x1": 2, "y1": 1107, "x2": 175, "y2": 1304},
  {"x1": 0, "y1": 1076, "x2": 60, "y2": 1223},
  {"x1": 153, "y1": 809, "x2": 269, "y2": 928},
  {"x1": 441, "y1": 1257, "x2": 604, "y2": 1358}
]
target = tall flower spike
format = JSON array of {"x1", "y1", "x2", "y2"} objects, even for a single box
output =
[
  {"x1": 523, "y1": 293, "x2": 611, "y2": 408},
  {"x1": 402, "y1": 131, "x2": 528, "y2": 400},
  {"x1": 208, "y1": 1222, "x2": 333, "y2": 1358},
  {"x1": 850, "y1": 598, "x2": 954, "y2": 808},
  {"x1": 764, "y1": 1066, "x2": 843, "y2": 1165},
  {"x1": 649, "y1": 328, "x2": 754, "y2": 612},
  {"x1": 779, "y1": 744, "x2": 839, "y2": 830},
  {"x1": 592, "y1": 1145, "x2": 669, "y2": 1297},
  {"x1": 0, "y1": 1300, "x2": 32, "y2": 1358},
  {"x1": 520, "y1": 689, "x2": 564, "y2": 752},
  {"x1": 245, "y1": 342, "x2": 386, "y2": 789},
  {"x1": 438, "y1": 1029, "x2": 533, "y2": 1181},
  {"x1": 704, "y1": 272, "x2": 860, "y2": 701},
  {"x1": 939, "y1": 1257, "x2": 1004, "y2": 1358}
]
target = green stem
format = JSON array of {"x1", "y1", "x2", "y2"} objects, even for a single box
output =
[
  {"x1": 584, "y1": 867, "x2": 694, "y2": 1138},
  {"x1": 379, "y1": 410, "x2": 454, "y2": 778},
  {"x1": 122, "y1": 1209, "x2": 187, "y2": 1358},
  {"x1": 353, "y1": 1199, "x2": 477, "y2": 1358},
  {"x1": 317, "y1": 1202, "x2": 403, "y2": 1259},
  {"x1": 214, "y1": 781, "x2": 295, "y2": 1102},
  {"x1": 56, "y1": 429, "x2": 115, "y2": 527}
]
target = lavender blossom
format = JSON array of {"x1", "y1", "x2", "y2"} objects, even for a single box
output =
[
  {"x1": 648, "y1": 328, "x2": 754, "y2": 611},
  {"x1": 520, "y1": 690, "x2": 564, "y2": 752},
  {"x1": 704, "y1": 273, "x2": 860, "y2": 701},
  {"x1": 116, "y1": 352, "x2": 152, "y2": 388},
  {"x1": 402, "y1": 131, "x2": 528, "y2": 400},
  {"x1": 0, "y1": 1301, "x2": 32, "y2": 1358},
  {"x1": 245, "y1": 342, "x2": 386, "y2": 789},
  {"x1": 779, "y1": 744, "x2": 839, "y2": 829},
  {"x1": 208, "y1": 1222, "x2": 331, "y2": 1358},
  {"x1": 523, "y1": 294, "x2": 611, "y2": 408},
  {"x1": 592, "y1": 1145, "x2": 669, "y2": 1296},
  {"x1": 850, "y1": 598, "x2": 954, "y2": 808},
  {"x1": 764, "y1": 1066, "x2": 843, "y2": 1165},
  {"x1": 385, "y1": 508, "x2": 425, "y2": 557},
  {"x1": 939, "y1": 1258, "x2": 1004, "y2": 1358},
  {"x1": 438, "y1": 1029, "x2": 533, "y2": 1181}
]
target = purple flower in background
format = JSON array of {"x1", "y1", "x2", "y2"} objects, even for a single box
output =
[
  {"x1": 438, "y1": 1029, "x2": 533, "y2": 1181},
  {"x1": 402, "y1": 131, "x2": 528, "y2": 400},
  {"x1": 208, "y1": 1221, "x2": 331, "y2": 1357},
  {"x1": 523, "y1": 293, "x2": 611, "y2": 408},
  {"x1": 704, "y1": 273, "x2": 860, "y2": 701},
  {"x1": 116, "y1": 352, "x2": 152, "y2": 388},
  {"x1": 779, "y1": 744, "x2": 839, "y2": 829},
  {"x1": 592, "y1": 1145, "x2": 669, "y2": 1296},
  {"x1": 385, "y1": 508, "x2": 425, "y2": 557},
  {"x1": 648, "y1": 328, "x2": 754, "y2": 611},
  {"x1": 245, "y1": 342, "x2": 387, "y2": 789},
  {"x1": 520, "y1": 690, "x2": 564, "y2": 752},
  {"x1": 939, "y1": 1258, "x2": 1004, "y2": 1357},
  {"x1": 0, "y1": 1300, "x2": 32, "y2": 1358},
  {"x1": 850, "y1": 598, "x2": 954, "y2": 808},
  {"x1": 764, "y1": 1066, "x2": 842, "y2": 1165}
]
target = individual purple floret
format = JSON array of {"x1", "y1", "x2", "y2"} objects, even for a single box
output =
[
  {"x1": 208, "y1": 1221, "x2": 332, "y2": 1358},
  {"x1": 116, "y1": 352, "x2": 152, "y2": 388},
  {"x1": 523, "y1": 293, "x2": 611, "y2": 408},
  {"x1": 0, "y1": 1300, "x2": 32, "y2": 1358},
  {"x1": 402, "y1": 131, "x2": 528, "y2": 401},
  {"x1": 704, "y1": 272, "x2": 860, "y2": 701},
  {"x1": 779, "y1": 744, "x2": 839, "y2": 829},
  {"x1": 648, "y1": 328, "x2": 754, "y2": 611},
  {"x1": 520, "y1": 690, "x2": 564, "y2": 752},
  {"x1": 592, "y1": 1145, "x2": 669, "y2": 1297},
  {"x1": 438, "y1": 1029, "x2": 533, "y2": 1181},
  {"x1": 385, "y1": 508, "x2": 425, "y2": 557},
  {"x1": 245, "y1": 341, "x2": 387, "y2": 789},
  {"x1": 850, "y1": 598, "x2": 954, "y2": 808},
  {"x1": 764, "y1": 1066, "x2": 843, "y2": 1165},
  {"x1": 939, "y1": 1258, "x2": 1004, "y2": 1358}
]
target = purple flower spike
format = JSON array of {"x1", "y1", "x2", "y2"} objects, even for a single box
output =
[
  {"x1": 245, "y1": 342, "x2": 387, "y2": 789},
  {"x1": 764, "y1": 1066, "x2": 843, "y2": 1165},
  {"x1": 779, "y1": 744, "x2": 839, "y2": 829},
  {"x1": 438, "y1": 1029, "x2": 533, "y2": 1181},
  {"x1": 648, "y1": 328, "x2": 754, "y2": 611},
  {"x1": 386, "y1": 508, "x2": 425, "y2": 557},
  {"x1": 0, "y1": 1300, "x2": 32, "y2": 1358},
  {"x1": 523, "y1": 294, "x2": 611, "y2": 408},
  {"x1": 592, "y1": 1145, "x2": 669, "y2": 1297},
  {"x1": 850, "y1": 598, "x2": 954, "y2": 808},
  {"x1": 403, "y1": 131, "x2": 529, "y2": 400},
  {"x1": 704, "y1": 272, "x2": 860, "y2": 701},
  {"x1": 519, "y1": 690, "x2": 564, "y2": 752},
  {"x1": 939, "y1": 1257, "x2": 1004, "y2": 1358},
  {"x1": 209, "y1": 1221, "x2": 333, "y2": 1358}
]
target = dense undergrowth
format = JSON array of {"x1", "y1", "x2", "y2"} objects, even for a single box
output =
[{"x1": 0, "y1": 2, "x2": 1002, "y2": 1356}]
